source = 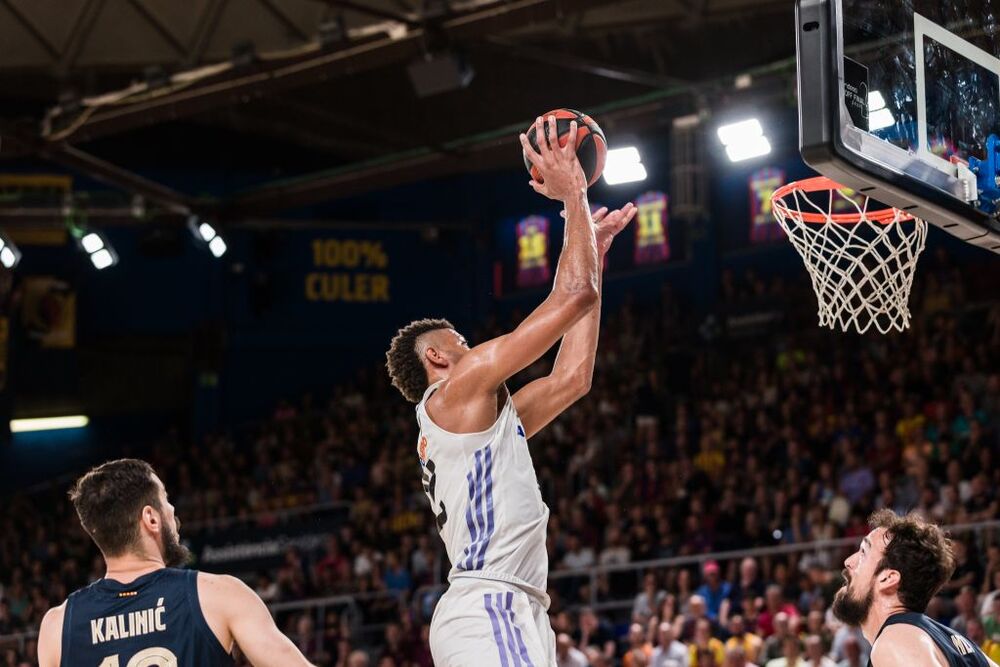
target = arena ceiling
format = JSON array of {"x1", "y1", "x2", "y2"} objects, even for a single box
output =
[{"x1": 0, "y1": 0, "x2": 797, "y2": 218}]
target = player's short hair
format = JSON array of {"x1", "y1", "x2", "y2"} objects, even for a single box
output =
[
  {"x1": 69, "y1": 458, "x2": 162, "y2": 557},
  {"x1": 869, "y1": 509, "x2": 956, "y2": 612},
  {"x1": 385, "y1": 318, "x2": 454, "y2": 403}
]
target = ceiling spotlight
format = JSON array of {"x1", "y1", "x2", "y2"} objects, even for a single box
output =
[
  {"x1": 718, "y1": 118, "x2": 772, "y2": 162},
  {"x1": 76, "y1": 230, "x2": 118, "y2": 270},
  {"x1": 603, "y1": 146, "x2": 648, "y2": 186},
  {"x1": 0, "y1": 231, "x2": 22, "y2": 270},
  {"x1": 189, "y1": 216, "x2": 227, "y2": 258},
  {"x1": 209, "y1": 236, "x2": 227, "y2": 258}
]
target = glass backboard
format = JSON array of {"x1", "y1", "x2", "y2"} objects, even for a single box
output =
[{"x1": 797, "y1": 0, "x2": 1000, "y2": 253}]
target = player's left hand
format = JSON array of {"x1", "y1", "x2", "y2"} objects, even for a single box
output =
[{"x1": 563, "y1": 202, "x2": 637, "y2": 257}]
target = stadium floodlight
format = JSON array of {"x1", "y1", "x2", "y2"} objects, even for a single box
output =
[
  {"x1": 868, "y1": 91, "x2": 895, "y2": 131},
  {"x1": 208, "y1": 236, "x2": 227, "y2": 258},
  {"x1": 189, "y1": 216, "x2": 227, "y2": 258},
  {"x1": 0, "y1": 231, "x2": 22, "y2": 270},
  {"x1": 80, "y1": 232, "x2": 105, "y2": 254},
  {"x1": 11, "y1": 415, "x2": 89, "y2": 433},
  {"x1": 717, "y1": 118, "x2": 772, "y2": 163},
  {"x1": 603, "y1": 147, "x2": 648, "y2": 186},
  {"x1": 76, "y1": 230, "x2": 118, "y2": 270}
]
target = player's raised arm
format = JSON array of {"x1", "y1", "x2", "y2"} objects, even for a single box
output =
[
  {"x1": 513, "y1": 203, "x2": 635, "y2": 439},
  {"x1": 447, "y1": 115, "x2": 601, "y2": 396},
  {"x1": 198, "y1": 573, "x2": 316, "y2": 667}
]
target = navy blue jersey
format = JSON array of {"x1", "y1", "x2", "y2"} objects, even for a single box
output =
[
  {"x1": 61, "y1": 568, "x2": 233, "y2": 667},
  {"x1": 871, "y1": 612, "x2": 991, "y2": 667}
]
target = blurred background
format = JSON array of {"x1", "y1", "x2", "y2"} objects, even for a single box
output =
[{"x1": 0, "y1": 1, "x2": 998, "y2": 666}]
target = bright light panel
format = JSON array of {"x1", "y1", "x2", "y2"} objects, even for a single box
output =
[
  {"x1": 717, "y1": 119, "x2": 763, "y2": 146},
  {"x1": 81, "y1": 233, "x2": 105, "y2": 254},
  {"x1": 0, "y1": 247, "x2": 17, "y2": 269},
  {"x1": 11, "y1": 415, "x2": 89, "y2": 433},
  {"x1": 725, "y1": 135, "x2": 772, "y2": 162},
  {"x1": 868, "y1": 91, "x2": 887, "y2": 112},
  {"x1": 198, "y1": 222, "x2": 217, "y2": 242},
  {"x1": 209, "y1": 236, "x2": 227, "y2": 258},
  {"x1": 90, "y1": 249, "x2": 115, "y2": 270},
  {"x1": 869, "y1": 108, "x2": 895, "y2": 131},
  {"x1": 603, "y1": 146, "x2": 648, "y2": 186}
]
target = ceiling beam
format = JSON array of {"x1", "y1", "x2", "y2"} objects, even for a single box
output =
[
  {"x1": 44, "y1": 0, "x2": 615, "y2": 144},
  {"x1": 126, "y1": 0, "x2": 188, "y2": 58},
  {"x1": 477, "y1": 36, "x2": 689, "y2": 89},
  {"x1": 59, "y1": 0, "x2": 108, "y2": 73},
  {"x1": 1, "y1": 123, "x2": 197, "y2": 214},
  {"x1": 256, "y1": 0, "x2": 310, "y2": 42},
  {"x1": 317, "y1": 0, "x2": 421, "y2": 29},
  {"x1": 187, "y1": 0, "x2": 229, "y2": 66},
  {"x1": 0, "y1": 0, "x2": 60, "y2": 62}
]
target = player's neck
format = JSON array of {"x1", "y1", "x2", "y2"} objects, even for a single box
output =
[
  {"x1": 862, "y1": 599, "x2": 909, "y2": 644},
  {"x1": 104, "y1": 551, "x2": 167, "y2": 584}
]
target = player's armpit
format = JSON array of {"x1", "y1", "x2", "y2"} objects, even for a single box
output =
[
  {"x1": 37, "y1": 602, "x2": 65, "y2": 667},
  {"x1": 203, "y1": 574, "x2": 317, "y2": 667},
  {"x1": 513, "y1": 371, "x2": 590, "y2": 439},
  {"x1": 871, "y1": 625, "x2": 949, "y2": 667},
  {"x1": 448, "y1": 288, "x2": 597, "y2": 398}
]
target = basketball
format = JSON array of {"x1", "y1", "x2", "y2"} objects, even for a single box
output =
[{"x1": 522, "y1": 108, "x2": 608, "y2": 187}]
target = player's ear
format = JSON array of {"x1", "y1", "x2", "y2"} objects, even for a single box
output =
[
  {"x1": 876, "y1": 568, "x2": 900, "y2": 594},
  {"x1": 424, "y1": 344, "x2": 448, "y2": 369},
  {"x1": 140, "y1": 505, "x2": 161, "y2": 534}
]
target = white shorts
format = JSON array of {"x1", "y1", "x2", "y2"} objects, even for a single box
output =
[{"x1": 430, "y1": 578, "x2": 556, "y2": 667}]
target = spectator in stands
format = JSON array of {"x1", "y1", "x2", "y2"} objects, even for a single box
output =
[
  {"x1": 725, "y1": 614, "x2": 762, "y2": 664},
  {"x1": 680, "y1": 595, "x2": 717, "y2": 642},
  {"x1": 723, "y1": 645, "x2": 755, "y2": 667},
  {"x1": 834, "y1": 635, "x2": 862, "y2": 667},
  {"x1": 689, "y1": 619, "x2": 726, "y2": 667},
  {"x1": 576, "y1": 607, "x2": 616, "y2": 661},
  {"x1": 762, "y1": 613, "x2": 792, "y2": 663},
  {"x1": 625, "y1": 622, "x2": 655, "y2": 667},
  {"x1": 635, "y1": 572, "x2": 667, "y2": 624},
  {"x1": 967, "y1": 618, "x2": 1000, "y2": 663},
  {"x1": 651, "y1": 621, "x2": 689, "y2": 667},
  {"x1": 731, "y1": 558, "x2": 765, "y2": 613},
  {"x1": 983, "y1": 593, "x2": 1000, "y2": 641},
  {"x1": 765, "y1": 636, "x2": 805, "y2": 667},
  {"x1": 803, "y1": 635, "x2": 835, "y2": 667},
  {"x1": 950, "y1": 585, "x2": 979, "y2": 635},
  {"x1": 697, "y1": 561, "x2": 732, "y2": 622},
  {"x1": 759, "y1": 587, "x2": 799, "y2": 638},
  {"x1": 556, "y1": 632, "x2": 588, "y2": 667}
]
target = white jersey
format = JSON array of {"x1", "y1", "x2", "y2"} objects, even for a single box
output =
[{"x1": 416, "y1": 380, "x2": 550, "y2": 602}]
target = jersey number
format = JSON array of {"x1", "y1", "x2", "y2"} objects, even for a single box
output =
[
  {"x1": 99, "y1": 647, "x2": 179, "y2": 667},
  {"x1": 423, "y1": 459, "x2": 448, "y2": 530}
]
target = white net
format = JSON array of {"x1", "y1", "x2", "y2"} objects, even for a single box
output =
[{"x1": 771, "y1": 179, "x2": 928, "y2": 335}]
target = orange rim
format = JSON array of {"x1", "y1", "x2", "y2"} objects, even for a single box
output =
[{"x1": 771, "y1": 176, "x2": 916, "y2": 225}]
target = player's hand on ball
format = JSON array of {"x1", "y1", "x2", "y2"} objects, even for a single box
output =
[
  {"x1": 519, "y1": 115, "x2": 587, "y2": 201},
  {"x1": 562, "y1": 202, "x2": 637, "y2": 257}
]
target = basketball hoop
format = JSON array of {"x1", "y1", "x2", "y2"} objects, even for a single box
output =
[{"x1": 771, "y1": 176, "x2": 928, "y2": 335}]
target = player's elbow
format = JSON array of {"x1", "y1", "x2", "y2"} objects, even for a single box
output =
[
  {"x1": 557, "y1": 283, "x2": 599, "y2": 314},
  {"x1": 568, "y1": 370, "x2": 593, "y2": 399}
]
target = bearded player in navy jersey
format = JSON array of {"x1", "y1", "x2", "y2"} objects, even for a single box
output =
[
  {"x1": 37, "y1": 458, "x2": 315, "y2": 667},
  {"x1": 833, "y1": 509, "x2": 998, "y2": 667}
]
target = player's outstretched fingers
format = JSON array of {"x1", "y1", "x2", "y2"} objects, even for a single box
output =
[
  {"x1": 520, "y1": 132, "x2": 543, "y2": 165},
  {"x1": 534, "y1": 116, "x2": 549, "y2": 157},
  {"x1": 546, "y1": 114, "x2": 558, "y2": 153},
  {"x1": 562, "y1": 121, "x2": 579, "y2": 157},
  {"x1": 591, "y1": 206, "x2": 609, "y2": 223}
]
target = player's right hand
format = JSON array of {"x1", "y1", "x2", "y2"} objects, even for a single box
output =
[{"x1": 520, "y1": 115, "x2": 587, "y2": 202}]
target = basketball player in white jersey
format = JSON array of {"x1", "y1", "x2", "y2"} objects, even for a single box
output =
[{"x1": 386, "y1": 115, "x2": 635, "y2": 666}]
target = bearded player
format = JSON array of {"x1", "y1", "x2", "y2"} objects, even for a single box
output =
[
  {"x1": 832, "y1": 509, "x2": 997, "y2": 667},
  {"x1": 386, "y1": 115, "x2": 635, "y2": 666},
  {"x1": 37, "y1": 458, "x2": 315, "y2": 667}
]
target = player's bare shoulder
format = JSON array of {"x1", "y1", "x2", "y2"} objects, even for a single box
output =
[
  {"x1": 196, "y1": 572, "x2": 245, "y2": 652},
  {"x1": 872, "y1": 624, "x2": 949, "y2": 667},
  {"x1": 37, "y1": 602, "x2": 66, "y2": 667}
]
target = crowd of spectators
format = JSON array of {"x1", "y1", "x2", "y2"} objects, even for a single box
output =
[{"x1": 0, "y1": 248, "x2": 999, "y2": 666}]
